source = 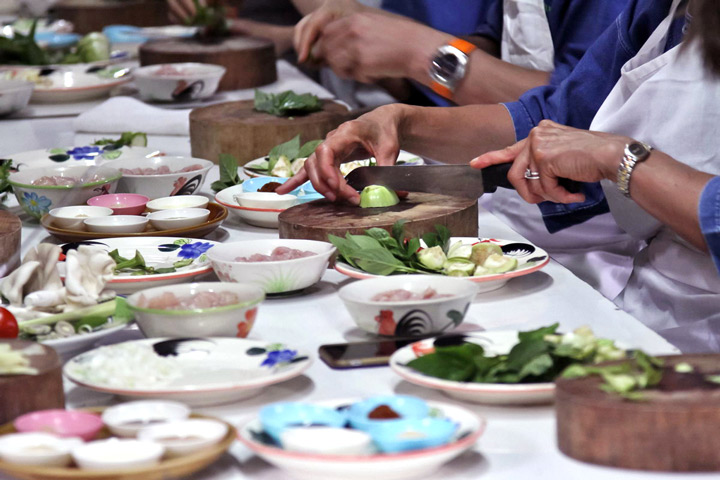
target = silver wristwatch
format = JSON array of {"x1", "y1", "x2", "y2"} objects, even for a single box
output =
[
  {"x1": 429, "y1": 44, "x2": 471, "y2": 94},
  {"x1": 617, "y1": 141, "x2": 653, "y2": 198}
]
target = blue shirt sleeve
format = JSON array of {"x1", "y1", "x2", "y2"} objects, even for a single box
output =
[
  {"x1": 699, "y1": 177, "x2": 720, "y2": 274},
  {"x1": 473, "y1": 0, "x2": 503, "y2": 43},
  {"x1": 381, "y1": 0, "x2": 497, "y2": 36}
]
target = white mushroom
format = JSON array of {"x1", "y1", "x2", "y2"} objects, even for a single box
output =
[
  {"x1": 63, "y1": 246, "x2": 115, "y2": 308},
  {"x1": 0, "y1": 261, "x2": 40, "y2": 306},
  {"x1": 23, "y1": 244, "x2": 63, "y2": 294}
]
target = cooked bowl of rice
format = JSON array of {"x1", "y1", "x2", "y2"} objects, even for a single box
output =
[
  {"x1": 127, "y1": 282, "x2": 265, "y2": 338},
  {"x1": 105, "y1": 156, "x2": 213, "y2": 200}
]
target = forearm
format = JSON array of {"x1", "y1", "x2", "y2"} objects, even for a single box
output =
[{"x1": 397, "y1": 104, "x2": 516, "y2": 163}]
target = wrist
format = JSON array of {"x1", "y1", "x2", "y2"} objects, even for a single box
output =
[{"x1": 409, "y1": 31, "x2": 453, "y2": 83}]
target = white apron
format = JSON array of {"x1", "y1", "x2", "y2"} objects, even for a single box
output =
[
  {"x1": 589, "y1": 0, "x2": 720, "y2": 353},
  {"x1": 482, "y1": 0, "x2": 641, "y2": 297},
  {"x1": 500, "y1": 0, "x2": 555, "y2": 71}
]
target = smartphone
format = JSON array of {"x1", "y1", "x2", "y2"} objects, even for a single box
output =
[{"x1": 318, "y1": 337, "x2": 431, "y2": 369}]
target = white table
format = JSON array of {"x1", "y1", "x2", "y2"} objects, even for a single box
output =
[{"x1": 1, "y1": 69, "x2": 704, "y2": 480}]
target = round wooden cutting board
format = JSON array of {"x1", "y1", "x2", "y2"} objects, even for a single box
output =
[
  {"x1": 0, "y1": 340, "x2": 65, "y2": 424},
  {"x1": 139, "y1": 37, "x2": 276, "y2": 91},
  {"x1": 52, "y1": 0, "x2": 168, "y2": 34},
  {"x1": 556, "y1": 354, "x2": 720, "y2": 472},
  {"x1": 190, "y1": 99, "x2": 350, "y2": 165},
  {"x1": 278, "y1": 193, "x2": 479, "y2": 241},
  {"x1": 0, "y1": 211, "x2": 21, "y2": 278}
]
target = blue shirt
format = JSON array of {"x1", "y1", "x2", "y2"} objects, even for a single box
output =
[
  {"x1": 381, "y1": 0, "x2": 494, "y2": 36},
  {"x1": 503, "y1": 0, "x2": 687, "y2": 232},
  {"x1": 700, "y1": 177, "x2": 720, "y2": 273}
]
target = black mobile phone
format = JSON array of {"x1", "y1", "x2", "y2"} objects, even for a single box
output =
[{"x1": 318, "y1": 337, "x2": 431, "y2": 369}]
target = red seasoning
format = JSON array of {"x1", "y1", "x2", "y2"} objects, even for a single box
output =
[{"x1": 368, "y1": 405, "x2": 401, "y2": 420}]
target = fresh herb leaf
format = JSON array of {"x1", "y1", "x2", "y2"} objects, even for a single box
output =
[
  {"x1": 187, "y1": 0, "x2": 229, "y2": 39},
  {"x1": 254, "y1": 90, "x2": 323, "y2": 117},
  {"x1": 211, "y1": 153, "x2": 243, "y2": 192},
  {"x1": 268, "y1": 135, "x2": 301, "y2": 172},
  {"x1": 92, "y1": 131, "x2": 147, "y2": 148},
  {"x1": 298, "y1": 139, "x2": 322, "y2": 158},
  {"x1": 0, "y1": 159, "x2": 14, "y2": 197},
  {"x1": 351, "y1": 248, "x2": 416, "y2": 276},
  {"x1": 0, "y1": 20, "x2": 49, "y2": 65}
]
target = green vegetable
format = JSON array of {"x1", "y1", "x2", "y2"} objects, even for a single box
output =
[
  {"x1": 359, "y1": 185, "x2": 400, "y2": 208},
  {"x1": 186, "y1": 0, "x2": 229, "y2": 39},
  {"x1": 481, "y1": 254, "x2": 518, "y2": 274},
  {"x1": 0, "y1": 20, "x2": 49, "y2": 65},
  {"x1": 75, "y1": 32, "x2": 110, "y2": 63},
  {"x1": 110, "y1": 249, "x2": 195, "y2": 276},
  {"x1": 443, "y1": 258, "x2": 475, "y2": 277},
  {"x1": 0, "y1": 160, "x2": 14, "y2": 198},
  {"x1": 18, "y1": 298, "x2": 131, "y2": 332},
  {"x1": 416, "y1": 246, "x2": 446, "y2": 271},
  {"x1": 254, "y1": 90, "x2": 323, "y2": 117},
  {"x1": 447, "y1": 241, "x2": 472, "y2": 260},
  {"x1": 211, "y1": 153, "x2": 243, "y2": 192},
  {"x1": 407, "y1": 324, "x2": 628, "y2": 385},
  {"x1": 470, "y1": 243, "x2": 503, "y2": 266},
  {"x1": 92, "y1": 131, "x2": 148, "y2": 149}
]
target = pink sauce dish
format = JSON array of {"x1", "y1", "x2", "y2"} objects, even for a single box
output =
[
  {"x1": 14, "y1": 410, "x2": 104, "y2": 441},
  {"x1": 87, "y1": 193, "x2": 149, "y2": 215}
]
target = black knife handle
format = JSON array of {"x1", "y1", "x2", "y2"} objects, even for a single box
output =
[{"x1": 482, "y1": 163, "x2": 581, "y2": 194}]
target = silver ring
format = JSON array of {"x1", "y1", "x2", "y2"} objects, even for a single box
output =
[{"x1": 524, "y1": 168, "x2": 541, "y2": 180}]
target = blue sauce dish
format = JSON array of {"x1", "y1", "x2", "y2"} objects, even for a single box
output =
[
  {"x1": 241, "y1": 177, "x2": 323, "y2": 204},
  {"x1": 260, "y1": 403, "x2": 347, "y2": 443},
  {"x1": 369, "y1": 418, "x2": 458, "y2": 453},
  {"x1": 347, "y1": 395, "x2": 430, "y2": 433}
]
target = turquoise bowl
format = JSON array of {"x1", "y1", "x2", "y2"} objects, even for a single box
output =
[
  {"x1": 259, "y1": 403, "x2": 347, "y2": 443},
  {"x1": 346, "y1": 395, "x2": 430, "y2": 433}
]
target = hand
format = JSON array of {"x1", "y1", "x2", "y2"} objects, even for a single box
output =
[
  {"x1": 168, "y1": 0, "x2": 201, "y2": 24},
  {"x1": 229, "y1": 19, "x2": 294, "y2": 56},
  {"x1": 293, "y1": 0, "x2": 366, "y2": 63},
  {"x1": 313, "y1": 12, "x2": 451, "y2": 83},
  {"x1": 470, "y1": 120, "x2": 629, "y2": 204},
  {"x1": 275, "y1": 104, "x2": 405, "y2": 204}
]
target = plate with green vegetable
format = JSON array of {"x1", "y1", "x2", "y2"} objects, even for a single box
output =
[
  {"x1": 57, "y1": 237, "x2": 218, "y2": 294},
  {"x1": 389, "y1": 325, "x2": 628, "y2": 405},
  {"x1": 330, "y1": 222, "x2": 550, "y2": 293}
]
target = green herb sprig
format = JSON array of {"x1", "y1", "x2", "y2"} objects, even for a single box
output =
[
  {"x1": 0, "y1": 20, "x2": 49, "y2": 65},
  {"x1": 92, "y1": 132, "x2": 148, "y2": 149},
  {"x1": 211, "y1": 153, "x2": 243, "y2": 192},
  {"x1": 254, "y1": 90, "x2": 323, "y2": 117},
  {"x1": 246, "y1": 135, "x2": 323, "y2": 176}
]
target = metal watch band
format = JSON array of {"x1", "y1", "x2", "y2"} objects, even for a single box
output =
[{"x1": 617, "y1": 142, "x2": 653, "y2": 198}]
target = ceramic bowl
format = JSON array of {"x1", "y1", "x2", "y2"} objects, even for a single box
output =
[
  {"x1": 8, "y1": 165, "x2": 121, "y2": 220},
  {"x1": 83, "y1": 215, "x2": 148, "y2": 233},
  {"x1": 233, "y1": 192, "x2": 298, "y2": 210},
  {"x1": 369, "y1": 418, "x2": 457, "y2": 454},
  {"x1": 127, "y1": 282, "x2": 265, "y2": 338},
  {"x1": 106, "y1": 156, "x2": 213, "y2": 200},
  {"x1": 146, "y1": 195, "x2": 209, "y2": 212},
  {"x1": 0, "y1": 79, "x2": 34, "y2": 116},
  {"x1": 132, "y1": 63, "x2": 225, "y2": 102},
  {"x1": 346, "y1": 396, "x2": 430, "y2": 434},
  {"x1": 207, "y1": 239, "x2": 336, "y2": 294},
  {"x1": 14, "y1": 409, "x2": 103, "y2": 441},
  {"x1": 260, "y1": 403, "x2": 347, "y2": 444},
  {"x1": 87, "y1": 193, "x2": 149, "y2": 215},
  {"x1": 101, "y1": 400, "x2": 191, "y2": 438},
  {"x1": 215, "y1": 184, "x2": 282, "y2": 229},
  {"x1": 48, "y1": 205, "x2": 113, "y2": 229},
  {"x1": 0, "y1": 433, "x2": 83, "y2": 467},
  {"x1": 71, "y1": 438, "x2": 164, "y2": 470},
  {"x1": 147, "y1": 208, "x2": 210, "y2": 230},
  {"x1": 280, "y1": 427, "x2": 374, "y2": 456},
  {"x1": 241, "y1": 177, "x2": 323, "y2": 204},
  {"x1": 338, "y1": 275, "x2": 479, "y2": 337},
  {"x1": 137, "y1": 419, "x2": 228, "y2": 457}
]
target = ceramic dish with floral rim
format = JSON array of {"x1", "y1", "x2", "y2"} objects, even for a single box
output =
[
  {"x1": 0, "y1": 64, "x2": 132, "y2": 103},
  {"x1": 57, "y1": 237, "x2": 218, "y2": 294},
  {"x1": 335, "y1": 237, "x2": 550, "y2": 294},
  {"x1": 64, "y1": 338, "x2": 312, "y2": 407},
  {"x1": 237, "y1": 398, "x2": 485, "y2": 480},
  {"x1": 7, "y1": 144, "x2": 160, "y2": 170},
  {"x1": 242, "y1": 150, "x2": 424, "y2": 179},
  {"x1": 389, "y1": 331, "x2": 555, "y2": 405}
]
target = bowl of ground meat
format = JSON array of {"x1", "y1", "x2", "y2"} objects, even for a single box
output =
[{"x1": 106, "y1": 156, "x2": 213, "y2": 199}]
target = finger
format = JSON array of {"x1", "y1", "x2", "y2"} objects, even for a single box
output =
[
  {"x1": 296, "y1": 11, "x2": 329, "y2": 62},
  {"x1": 179, "y1": 0, "x2": 197, "y2": 18},
  {"x1": 275, "y1": 169, "x2": 308, "y2": 194},
  {"x1": 336, "y1": 178, "x2": 361, "y2": 205},
  {"x1": 168, "y1": 0, "x2": 187, "y2": 23},
  {"x1": 539, "y1": 173, "x2": 586, "y2": 204},
  {"x1": 524, "y1": 163, "x2": 549, "y2": 202},
  {"x1": 305, "y1": 152, "x2": 337, "y2": 201},
  {"x1": 509, "y1": 146, "x2": 544, "y2": 204},
  {"x1": 470, "y1": 139, "x2": 527, "y2": 169}
]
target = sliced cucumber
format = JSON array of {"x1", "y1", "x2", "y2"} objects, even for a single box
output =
[
  {"x1": 443, "y1": 257, "x2": 475, "y2": 276},
  {"x1": 482, "y1": 253, "x2": 518, "y2": 273},
  {"x1": 470, "y1": 242, "x2": 503, "y2": 266}
]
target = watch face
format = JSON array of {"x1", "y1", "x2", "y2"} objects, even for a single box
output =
[
  {"x1": 628, "y1": 143, "x2": 648, "y2": 157},
  {"x1": 432, "y1": 53, "x2": 459, "y2": 83}
]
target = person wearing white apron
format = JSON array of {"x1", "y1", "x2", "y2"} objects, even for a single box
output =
[{"x1": 500, "y1": 0, "x2": 554, "y2": 71}]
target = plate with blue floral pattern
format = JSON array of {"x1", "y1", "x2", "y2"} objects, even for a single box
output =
[
  {"x1": 64, "y1": 337, "x2": 312, "y2": 406},
  {"x1": 57, "y1": 237, "x2": 218, "y2": 294},
  {"x1": 7, "y1": 144, "x2": 160, "y2": 170}
]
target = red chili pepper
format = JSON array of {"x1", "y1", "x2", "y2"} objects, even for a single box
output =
[{"x1": 0, "y1": 307, "x2": 19, "y2": 338}]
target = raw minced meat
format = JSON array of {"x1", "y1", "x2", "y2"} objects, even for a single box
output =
[
  {"x1": 371, "y1": 288, "x2": 452, "y2": 302},
  {"x1": 235, "y1": 246, "x2": 316, "y2": 262},
  {"x1": 138, "y1": 291, "x2": 241, "y2": 310}
]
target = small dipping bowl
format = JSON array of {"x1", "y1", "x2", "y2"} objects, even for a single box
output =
[
  {"x1": 0, "y1": 433, "x2": 83, "y2": 467},
  {"x1": 137, "y1": 419, "x2": 228, "y2": 457},
  {"x1": 368, "y1": 418, "x2": 458, "y2": 453},
  {"x1": 232, "y1": 192, "x2": 298, "y2": 210},
  {"x1": 280, "y1": 427, "x2": 374, "y2": 456},
  {"x1": 147, "y1": 207, "x2": 210, "y2": 230},
  {"x1": 84, "y1": 215, "x2": 148, "y2": 234},
  {"x1": 146, "y1": 195, "x2": 209, "y2": 212},
  {"x1": 102, "y1": 400, "x2": 191, "y2": 438},
  {"x1": 14, "y1": 409, "x2": 103, "y2": 441},
  {"x1": 48, "y1": 205, "x2": 113, "y2": 229},
  {"x1": 346, "y1": 396, "x2": 430, "y2": 434},
  {"x1": 87, "y1": 193, "x2": 149, "y2": 215},
  {"x1": 72, "y1": 438, "x2": 164, "y2": 470},
  {"x1": 260, "y1": 403, "x2": 347, "y2": 444}
]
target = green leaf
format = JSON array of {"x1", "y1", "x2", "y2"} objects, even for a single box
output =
[
  {"x1": 517, "y1": 353, "x2": 554, "y2": 380},
  {"x1": 407, "y1": 353, "x2": 475, "y2": 382},
  {"x1": 505, "y1": 337, "x2": 551, "y2": 371},
  {"x1": 268, "y1": 135, "x2": 301, "y2": 171},
  {"x1": 391, "y1": 220, "x2": 408, "y2": 245},
  {"x1": 254, "y1": 90, "x2": 323, "y2": 117},
  {"x1": 298, "y1": 139, "x2": 323, "y2": 158},
  {"x1": 212, "y1": 154, "x2": 243, "y2": 192},
  {"x1": 327, "y1": 234, "x2": 360, "y2": 268},
  {"x1": 345, "y1": 233, "x2": 384, "y2": 251},
  {"x1": 351, "y1": 248, "x2": 411, "y2": 276},
  {"x1": 518, "y1": 323, "x2": 559, "y2": 343}
]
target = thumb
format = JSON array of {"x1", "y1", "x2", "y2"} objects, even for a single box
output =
[{"x1": 470, "y1": 139, "x2": 526, "y2": 169}]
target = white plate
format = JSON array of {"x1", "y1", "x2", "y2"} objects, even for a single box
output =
[
  {"x1": 335, "y1": 237, "x2": 550, "y2": 293},
  {"x1": 140, "y1": 25, "x2": 198, "y2": 38},
  {"x1": 64, "y1": 338, "x2": 312, "y2": 406},
  {"x1": 389, "y1": 331, "x2": 555, "y2": 405},
  {"x1": 40, "y1": 322, "x2": 129, "y2": 360},
  {"x1": 57, "y1": 237, "x2": 217, "y2": 294},
  {"x1": 242, "y1": 150, "x2": 424, "y2": 178},
  {"x1": 0, "y1": 64, "x2": 132, "y2": 103},
  {"x1": 237, "y1": 399, "x2": 485, "y2": 480},
  {"x1": 8, "y1": 144, "x2": 160, "y2": 170}
]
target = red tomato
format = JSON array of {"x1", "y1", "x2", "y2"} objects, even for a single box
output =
[{"x1": 0, "y1": 307, "x2": 18, "y2": 338}]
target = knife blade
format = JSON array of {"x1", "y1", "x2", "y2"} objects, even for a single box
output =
[{"x1": 344, "y1": 164, "x2": 514, "y2": 198}]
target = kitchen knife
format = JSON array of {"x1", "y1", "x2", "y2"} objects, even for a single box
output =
[{"x1": 344, "y1": 164, "x2": 514, "y2": 198}]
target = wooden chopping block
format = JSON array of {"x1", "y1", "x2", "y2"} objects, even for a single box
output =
[
  {"x1": 0, "y1": 211, "x2": 21, "y2": 279},
  {"x1": 278, "y1": 193, "x2": 478, "y2": 241},
  {"x1": 556, "y1": 354, "x2": 720, "y2": 472},
  {"x1": 0, "y1": 341, "x2": 65, "y2": 424},
  {"x1": 52, "y1": 0, "x2": 169, "y2": 34},
  {"x1": 190, "y1": 99, "x2": 350, "y2": 165},
  {"x1": 140, "y1": 37, "x2": 276, "y2": 92}
]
